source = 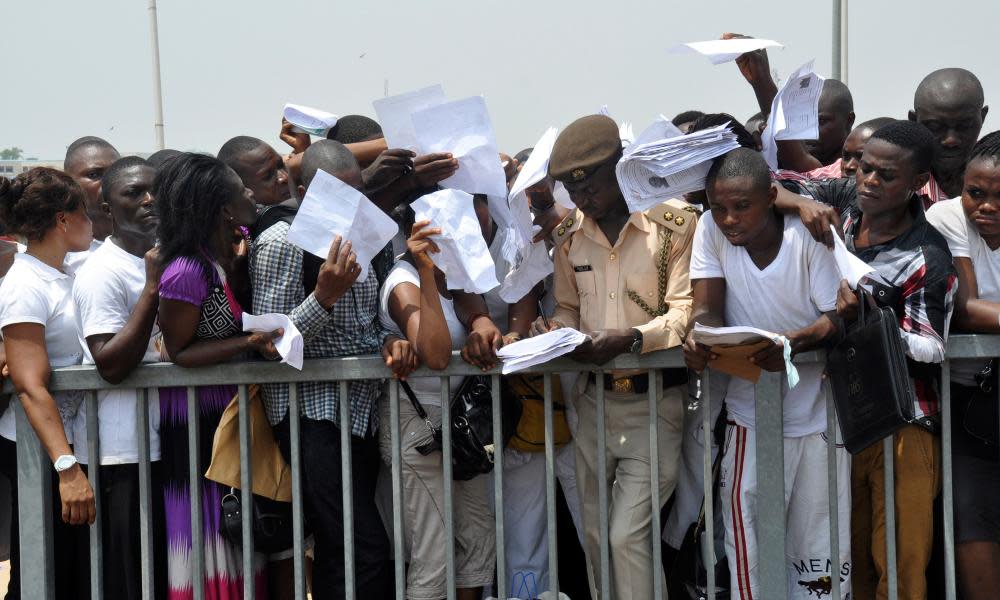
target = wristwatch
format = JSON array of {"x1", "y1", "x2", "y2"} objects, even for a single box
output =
[
  {"x1": 53, "y1": 454, "x2": 78, "y2": 473},
  {"x1": 629, "y1": 329, "x2": 644, "y2": 354}
]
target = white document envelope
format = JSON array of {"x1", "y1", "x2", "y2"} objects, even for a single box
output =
[
  {"x1": 373, "y1": 84, "x2": 446, "y2": 151},
  {"x1": 286, "y1": 169, "x2": 398, "y2": 282},
  {"x1": 411, "y1": 189, "x2": 500, "y2": 294},
  {"x1": 283, "y1": 103, "x2": 339, "y2": 137}
]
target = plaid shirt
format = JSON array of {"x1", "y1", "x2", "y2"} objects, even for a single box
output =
[{"x1": 250, "y1": 221, "x2": 390, "y2": 435}]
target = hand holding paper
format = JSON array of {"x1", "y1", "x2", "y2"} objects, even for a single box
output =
[
  {"x1": 243, "y1": 313, "x2": 304, "y2": 370},
  {"x1": 761, "y1": 60, "x2": 825, "y2": 170},
  {"x1": 497, "y1": 328, "x2": 590, "y2": 374},
  {"x1": 286, "y1": 169, "x2": 398, "y2": 282},
  {"x1": 669, "y1": 38, "x2": 784, "y2": 65},
  {"x1": 283, "y1": 103, "x2": 339, "y2": 137},
  {"x1": 690, "y1": 324, "x2": 799, "y2": 387},
  {"x1": 411, "y1": 189, "x2": 499, "y2": 294}
]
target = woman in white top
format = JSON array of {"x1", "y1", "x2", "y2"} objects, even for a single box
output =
[
  {"x1": 0, "y1": 168, "x2": 95, "y2": 599},
  {"x1": 925, "y1": 131, "x2": 1000, "y2": 600},
  {"x1": 377, "y1": 204, "x2": 497, "y2": 600}
]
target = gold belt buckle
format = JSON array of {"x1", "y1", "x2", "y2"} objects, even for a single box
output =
[{"x1": 612, "y1": 377, "x2": 634, "y2": 393}]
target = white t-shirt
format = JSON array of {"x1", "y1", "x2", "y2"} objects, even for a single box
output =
[
  {"x1": 65, "y1": 238, "x2": 103, "y2": 273},
  {"x1": 690, "y1": 213, "x2": 840, "y2": 437},
  {"x1": 0, "y1": 253, "x2": 85, "y2": 442},
  {"x1": 379, "y1": 261, "x2": 466, "y2": 407},
  {"x1": 926, "y1": 197, "x2": 1000, "y2": 386},
  {"x1": 71, "y1": 239, "x2": 161, "y2": 465}
]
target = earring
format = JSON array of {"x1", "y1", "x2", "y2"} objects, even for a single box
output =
[{"x1": 62, "y1": 225, "x2": 68, "y2": 233}]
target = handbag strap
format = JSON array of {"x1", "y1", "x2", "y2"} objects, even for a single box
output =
[{"x1": 398, "y1": 380, "x2": 430, "y2": 420}]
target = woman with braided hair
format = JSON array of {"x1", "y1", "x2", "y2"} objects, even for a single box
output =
[{"x1": 0, "y1": 168, "x2": 94, "y2": 599}]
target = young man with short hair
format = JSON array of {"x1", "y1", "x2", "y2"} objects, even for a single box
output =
[
  {"x1": 72, "y1": 156, "x2": 167, "y2": 599},
  {"x1": 63, "y1": 136, "x2": 120, "y2": 269},
  {"x1": 684, "y1": 147, "x2": 848, "y2": 599}
]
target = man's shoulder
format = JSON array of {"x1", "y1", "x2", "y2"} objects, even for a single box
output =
[
  {"x1": 551, "y1": 209, "x2": 584, "y2": 249},
  {"x1": 253, "y1": 219, "x2": 295, "y2": 249},
  {"x1": 644, "y1": 198, "x2": 697, "y2": 237}
]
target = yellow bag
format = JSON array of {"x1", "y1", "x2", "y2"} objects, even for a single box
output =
[
  {"x1": 507, "y1": 374, "x2": 573, "y2": 453},
  {"x1": 204, "y1": 384, "x2": 292, "y2": 502}
]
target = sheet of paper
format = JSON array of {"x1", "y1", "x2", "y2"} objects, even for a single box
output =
[
  {"x1": 498, "y1": 239, "x2": 554, "y2": 303},
  {"x1": 497, "y1": 328, "x2": 590, "y2": 374},
  {"x1": 411, "y1": 189, "x2": 500, "y2": 293},
  {"x1": 829, "y1": 224, "x2": 888, "y2": 289},
  {"x1": 411, "y1": 96, "x2": 509, "y2": 200},
  {"x1": 690, "y1": 323, "x2": 780, "y2": 347},
  {"x1": 372, "y1": 84, "x2": 447, "y2": 151},
  {"x1": 668, "y1": 38, "x2": 784, "y2": 65},
  {"x1": 243, "y1": 313, "x2": 304, "y2": 370},
  {"x1": 761, "y1": 60, "x2": 825, "y2": 170},
  {"x1": 286, "y1": 169, "x2": 398, "y2": 281},
  {"x1": 283, "y1": 103, "x2": 339, "y2": 137}
]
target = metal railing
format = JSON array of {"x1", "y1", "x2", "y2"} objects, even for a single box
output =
[{"x1": 8, "y1": 334, "x2": 999, "y2": 599}]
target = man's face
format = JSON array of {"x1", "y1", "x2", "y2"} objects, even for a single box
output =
[
  {"x1": 66, "y1": 145, "x2": 119, "y2": 233},
  {"x1": 806, "y1": 103, "x2": 853, "y2": 164},
  {"x1": 961, "y1": 158, "x2": 1000, "y2": 240},
  {"x1": 912, "y1": 100, "x2": 986, "y2": 175},
  {"x1": 233, "y1": 144, "x2": 291, "y2": 207},
  {"x1": 562, "y1": 160, "x2": 624, "y2": 221},
  {"x1": 105, "y1": 165, "x2": 158, "y2": 241},
  {"x1": 706, "y1": 176, "x2": 776, "y2": 247},
  {"x1": 854, "y1": 139, "x2": 925, "y2": 218},
  {"x1": 840, "y1": 126, "x2": 876, "y2": 179}
]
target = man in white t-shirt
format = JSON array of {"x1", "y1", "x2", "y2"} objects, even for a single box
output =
[
  {"x1": 72, "y1": 156, "x2": 166, "y2": 598},
  {"x1": 64, "y1": 136, "x2": 120, "y2": 271},
  {"x1": 683, "y1": 148, "x2": 850, "y2": 599}
]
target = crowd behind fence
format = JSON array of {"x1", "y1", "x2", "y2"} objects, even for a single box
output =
[{"x1": 8, "y1": 334, "x2": 997, "y2": 600}]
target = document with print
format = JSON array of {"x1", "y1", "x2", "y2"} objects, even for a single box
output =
[{"x1": 761, "y1": 60, "x2": 825, "y2": 169}]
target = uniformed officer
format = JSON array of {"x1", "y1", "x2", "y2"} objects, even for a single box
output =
[{"x1": 531, "y1": 114, "x2": 695, "y2": 599}]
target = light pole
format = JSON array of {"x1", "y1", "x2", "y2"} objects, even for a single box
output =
[
  {"x1": 832, "y1": 0, "x2": 849, "y2": 84},
  {"x1": 148, "y1": 0, "x2": 166, "y2": 150}
]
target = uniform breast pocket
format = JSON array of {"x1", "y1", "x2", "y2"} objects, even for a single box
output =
[
  {"x1": 625, "y1": 272, "x2": 662, "y2": 318},
  {"x1": 573, "y1": 269, "x2": 598, "y2": 324}
]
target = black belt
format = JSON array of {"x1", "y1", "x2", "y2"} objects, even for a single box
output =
[{"x1": 589, "y1": 368, "x2": 688, "y2": 394}]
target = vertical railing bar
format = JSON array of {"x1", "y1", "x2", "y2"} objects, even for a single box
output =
[
  {"x1": 596, "y1": 371, "x2": 611, "y2": 600},
  {"x1": 702, "y1": 373, "x2": 716, "y2": 597},
  {"x1": 884, "y1": 434, "x2": 898, "y2": 600},
  {"x1": 941, "y1": 361, "x2": 957, "y2": 599},
  {"x1": 187, "y1": 385, "x2": 205, "y2": 600},
  {"x1": 288, "y1": 383, "x2": 307, "y2": 600},
  {"x1": 136, "y1": 388, "x2": 154, "y2": 599},
  {"x1": 87, "y1": 390, "x2": 104, "y2": 600},
  {"x1": 14, "y1": 399, "x2": 55, "y2": 600},
  {"x1": 648, "y1": 369, "x2": 663, "y2": 600},
  {"x1": 824, "y1": 380, "x2": 841, "y2": 600},
  {"x1": 491, "y1": 374, "x2": 507, "y2": 600},
  {"x1": 755, "y1": 371, "x2": 786, "y2": 600},
  {"x1": 440, "y1": 376, "x2": 456, "y2": 600},
  {"x1": 543, "y1": 372, "x2": 559, "y2": 598},
  {"x1": 390, "y1": 381, "x2": 406, "y2": 600},
  {"x1": 237, "y1": 384, "x2": 255, "y2": 600},
  {"x1": 339, "y1": 380, "x2": 356, "y2": 600}
]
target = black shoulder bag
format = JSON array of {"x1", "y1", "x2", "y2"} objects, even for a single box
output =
[
  {"x1": 399, "y1": 376, "x2": 521, "y2": 480},
  {"x1": 826, "y1": 288, "x2": 915, "y2": 454}
]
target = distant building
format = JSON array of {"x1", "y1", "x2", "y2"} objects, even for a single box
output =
[{"x1": 0, "y1": 159, "x2": 63, "y2": 176}]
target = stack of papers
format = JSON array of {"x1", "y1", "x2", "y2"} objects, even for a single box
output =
[
  {"x1": 690, "y1": 324, "x2": 799, "y2": 387},
  {"x1": 283, "y1": 103, "x2": 339, "y2": 137},
  {"x1": 761, "y1": 60, "x2": 825, "y2": 170},
  {"x1": 668, "y1": 38, "x2": 784, "y2": 65},
  {"x1": 411, "y1": 189, "x2": 500, "y2": 294},
  {"x1": 286, "y1": 169, "x2": 398, "y2": 282},
  {"x1": 497, "y1": 328, "x2": 590, "y2": 374},
  {"x1": 243, "y1": 313, "x2": 304, "y2": 370},
  {"x1": 616, "y1": 119, "x2": 741, "y2": 213},
  {"x1": 691, "y1": 323, "x2": 779, "y2": 347}
]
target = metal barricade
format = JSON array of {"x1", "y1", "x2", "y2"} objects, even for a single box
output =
[{"x1": 7, "y1": 335, "x2": 997, "y2": 599}]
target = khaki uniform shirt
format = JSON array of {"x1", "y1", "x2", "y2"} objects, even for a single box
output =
[{"x1": 550, "y1": 198, "x2": 696, "y2": 356}]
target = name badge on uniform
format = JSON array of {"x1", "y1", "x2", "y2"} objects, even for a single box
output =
[{"x1": 574, "y1": 265, "x2": 592, "y2": 272}]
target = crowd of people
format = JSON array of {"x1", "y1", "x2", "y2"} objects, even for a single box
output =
[{"x1": 0, "y1": 37, "x2": 998, "y2": 600}]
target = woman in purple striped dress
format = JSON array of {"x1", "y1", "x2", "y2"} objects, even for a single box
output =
[{"x1": 153, "y1": 153, "x2": 282, "y2": 600}]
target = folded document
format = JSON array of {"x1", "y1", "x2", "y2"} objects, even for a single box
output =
[{"x1": 243, "y1": 313, "x2": 304, "y2": 370}]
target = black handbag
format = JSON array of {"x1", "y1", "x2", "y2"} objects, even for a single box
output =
[
  {"x1": 220, "y1": 490, "x2": 297, "y2": 554},
  {"x1": 400, "y1": 376, "x2": 521, "y2": 481},
  {"x1": 826, "y1": 289, "x2": 915, "y2": 454}
]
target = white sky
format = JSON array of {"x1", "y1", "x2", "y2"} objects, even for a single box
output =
[{"x1": 2, "y1": 0, "x2": 997, "y2": 160}]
